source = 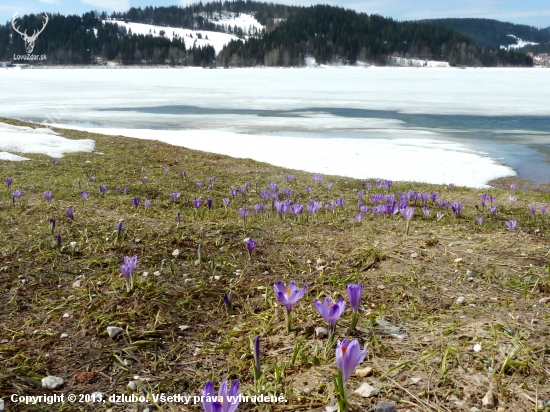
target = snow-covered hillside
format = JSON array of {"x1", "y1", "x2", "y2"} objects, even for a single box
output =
[
  {"x1": 102, "y1": 13, "x2": 263, "y2": 54},
  {"x1": 102, "y1": 20, "x2": 240, "y2": 53},
  {"x1": 500, "y1": 34, "x2": 539, "y2": 51},
  {"x1": 198, "y1": 11, "x2": 264, "y2": 34}
]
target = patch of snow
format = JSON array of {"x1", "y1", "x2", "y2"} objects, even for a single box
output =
[
  {"x1": 198, "y1": 12, "x2": 264, "y2": 34},
  {"x1": 102, "y1": 20, "x2": 241, "y2": 54},
  {"x1": 0, "y1": 123, "x2": 95, "y2": 160},
  {"x1": 53, "y1": 125, "x2": 515, "y2": 188},
  {"x1": 500, "y1": 34, "x2": 539, "y2": 50},
  {"x1": 387, "y1": 56, "x2": 449, "y2": 67},
  {"x1": 0, "y1": 152, "x2": 30, "y2": 161}
]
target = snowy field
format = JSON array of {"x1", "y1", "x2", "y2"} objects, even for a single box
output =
[{"x1": 1, "y1": 68, "x2": 550, "y2": 187}]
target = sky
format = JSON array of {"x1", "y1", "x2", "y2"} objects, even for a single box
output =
[{"x1": 1, "y1": 0, "x2": 549, "y2": 28}]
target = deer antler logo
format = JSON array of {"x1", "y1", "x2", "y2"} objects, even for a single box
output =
[{"x1": 11, "y1": 12, "x2": 49, "y2": 54}]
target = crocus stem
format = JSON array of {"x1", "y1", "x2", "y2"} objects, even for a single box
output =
[
  {"x1": 405, "y1": 221, "x2": 410, "y2": 236},
  {"x1": 335, "y1": 370, "x2": 348, "y2": 412},
  {"x1": 285, "y1": 309, "x2": 292, "y2": 333},
  {"x1": 351, "y1": 311, "x2": 358, "y2": 330}
]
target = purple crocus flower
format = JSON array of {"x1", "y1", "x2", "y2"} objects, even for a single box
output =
[
  {"x1": 360, "y1": 205, "x2": 368, "y2": 215},
  {"x1": 400, "y1": 207, "x2": 414, "y2": 235},
  {"x1": 197, "y1": 182, "x2": 203, "y2": 189},
  {"x1": 92, "y1": 176, "x2": 97, "y2": 183},
  {"x1": 510, "y1": 184, "x2": 516, "y2": 193},
  {"x1": 325, "y1": 183, "x2": 332, "y2": 190},
  {"x1": 246, "y1": 238, "x2": 256, "y2": 259},
  {"x1": 222, "y1": 198, "x2": 231, "y2": 209},
  {"x1": 207, "y1": 198, "x2": 213, "y2": 210},
  {"x1": 223, "y1": 291, "x2": 233, "y2": 314},
  {"x1": 230, "y1": 189, "x2": 237, "y2": 198},
  {"x1": 348, "y1": 283, "x2": 363, "y2": 330},
  {"x1": 475, "y1": 215, "x2": 484, "y2": 226},
  {"x1": 201, "y1": 380, "x2": 240, "y2": 412},
  {"x1": 530, "y1": 205, "x2": 537, "y2": 216},
  {"x1": 80, "y1": 191, "x2": 89, "y2": 201},
  {"x1": 253, "y1": 203, "x2": 264, "y2": 214},
  {"x1": 306, "y1": 186, "x2": 312, "y2": 194},
  {"x1": 120, "y1": 255, "x2": 137, "y2": 293},
  {"x1": 451, "y1": 202, "x2": 463, "y2": 217},
  {"x1": 99, "y1": 185, "x2": 107, "y2": 194},
  {"x1": 357, "y1": 191, "x2": 364, "y2": 199},
  {"x1": 66, "y1": 208, "x2": 74, "y2": 220},
  {"x1": 169, "y1": 192, "x2": 181, "y2": 202},
  {"x1": 116, "y1": 186, "x2": 121, "y2": 193},
  {"x1": 448, "y1": 183, "x2": 455, "y2": 191},
  {"x1": 163, "y1": 167, "x2": 169, "y2": 173},
  {"x1": 180, "y1": 171, "x2": 187, "y2": 178},
  {"x1": 141, "y1": 167, "x2": 146, "y2": 173},
  {"x1": 489, "y1": 205, "x2": 498, "y2": 215},
  {"x1": 253, "y1": 336, "x2": 261, "y2": 380},
  {"x1": 505, "y1": 220, "x2": 517, "y2": 230},
  {"x1": 117, "y1": 221, "x2": 123, "y2": 237},
  {"x1": 56, "y1": 233, "x2": 61, "y2": 248},
  {"x1": 44, "y1": 191, "x2": 52, "y2": 203},
  {"x1": 283, "y1": 188, "x2": 293, "y2": 197},
  {"x1": 144, "y1": 199, "x2": 151, "y2": 210},
  {"x1": 177, "y1": 212, "x2": 181, "y2": 223},
  {"x1": 541, "y1": 205, "x2": 547, "y2": 216},
  {"x1": 6, "y1": 177, "x2": 13, "y2": 188},
  {"x1": 269, "y1": 182, "x2": 278, "y2": 193},
  {"x1": 274, "y1": 281, "x2": 307, "y2": 332},
  {"x1": 422, "y1": 206, "x2": 430, "y2": 219},
  {"x1": 336, "y1": 339, "x2": 368, "y2": 383},
  {"x1": 353, "y1": 214, "x2": 362, "y2": 222},
  {"x1": 237, "y1": 208, "x2": 248, "y2": 222},
  {"x1": 509, "y1": 196, "x2": 517, "y2": 205},
  {"x1": 285, "y1": 173, "x2": 294, "y2": 181},
  {"x1": 133, "y1": 197, "x2": 139, "y2": 208},
  {"x1": 313, "y1": 174, "x2": 324, "y2": 183},
  {"x1": 193, "y1": 198, "x2": 202, "y2": 209},
  {"x1": 124, "y1": 187, "x2": 129, "y2": 195},
  {"x1": 314, "y1": 296, "x2": 346, "y2": 335},
  {"x1": 12, "y1": 190, "x2": 23, "y2": 200},
  {"x1": 141, "y1": 178, "x2": 147, "y2": 185}
]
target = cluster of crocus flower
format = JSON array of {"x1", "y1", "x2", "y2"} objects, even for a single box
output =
[{"x1": 315, "y1": 283, "x2": 364, "y2": 339}]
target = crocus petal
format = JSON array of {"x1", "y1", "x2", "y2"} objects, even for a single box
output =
[{"x1": 202, "y1": 381, "x2": 215, "y2": 412}]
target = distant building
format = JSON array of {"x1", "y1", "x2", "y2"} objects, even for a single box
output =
[
  {"x1": 527, "y1": 52, "x2": 534, "y2": 58},
  {"x1": 0, "y1": 61, "x2": 11, "y2": 67}
]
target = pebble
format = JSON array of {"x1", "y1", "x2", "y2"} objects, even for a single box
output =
[
  {"x1": 172, "y1": 249, "x2": 180, "y2": 257},
  {"x1": 315, "y1": 327, "x2": 328, "y2": 339},
  {"x1": 72, "y1": 279, "x2": 82, "y2": 288},
  {"x1": 538, "y1": 399, "x2": 550, "y2": 409},
  {"x1": 375, "y1": 403, "x2": 398, "y2": 412},
  {"x1": 354, "y1": 382, "x2": 378, "y2": 398},
  {"x1": 410, "y1": 252, "x2": 418, "y2": 258},
  {"x1": 377, "y1": 285, "x2": 385, "y2": 290},
  {"x1": 456, "y1": 296, "x2": 465, "y2": 305},
  {"x1": 454, "y1": 258, "x2": 463, "y2": 263},
  {"x1": 1, "y1": 339, "x2": 9, "y2": 344},
  {"x1": 466, "y1": 270, "x2": 474, "y2": 277},
  {"x1": 106, "y1": 326, "x2": 124, "y2": 339},
  {"x1": 193, "y1": 347, "x2": 200, "y2": 356},
  {"x1": 178, "y1": 325, "x2": 191, "y2": 331},
  {"x1": 154, "y1": 271, "x2": 161, "y2": 276},
  {"x1": 539, "y1": 297, "x2": 550, "y2": 304},
  {"x1": 60, "y1": 333, "x2": 69, "y2": 339},
  {"x1": 135, "y1": 238, "x2": 141, "y2": 243},
  {"x1": 42, "y1": 376, "x2": 64, "y2": 389},
  {"x1": 473, "y1": 344, "x2": 482, "y2": 352},
  {"x1": 410, "y1": 377, "x2": 422, "y2": 383},
  {"x1": 482, "y1": 390, "x2": 495, "y2": 409},
  {"x1": 355, "y1": 367, "x2": 373, "y2": 377},
  {"x1": 142, "y1": 272, "x2": 149, "y2": 278},
  {"x1": 128, "y1": 381, "x2": 137, "y2": 391}
]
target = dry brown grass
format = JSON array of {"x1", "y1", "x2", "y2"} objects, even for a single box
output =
[{"x1": 0, "y1": 118, "x2": 549, "y2": 412}]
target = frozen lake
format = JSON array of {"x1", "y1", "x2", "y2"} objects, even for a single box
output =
[{"x1": 1, "y1": 67, "x2": 549, "y2": 187}]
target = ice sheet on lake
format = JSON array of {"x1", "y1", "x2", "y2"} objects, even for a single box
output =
[
  {"x1": 0, "y1": 123, "x2": 96, "y2": 159},
  {"x1": 54, "y1": 125, "x2": 515, "y2": 188}
]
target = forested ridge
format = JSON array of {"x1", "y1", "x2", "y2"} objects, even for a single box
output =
[
  {"x1": 220, "y1": 5, "x2": 533, "y2": 67},
  {"x1": 422, "y1": 18, "x2": 550, "y2": 49},
  {"x1": 0, "y1": 2, "x2": 536, "y2": 67},
  {"x1": 0, "y1": 11, "x2": 214, "y2": 65}
]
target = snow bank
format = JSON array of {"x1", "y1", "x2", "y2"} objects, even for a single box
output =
[
  {"x1": 501, "y1": 34, "x2": 539, "y2": 51},
  {"x1": 52, "y1": 125, "x2": 515, "y2": 188},
  {"x1": 0, "y1": 123, "x2": 96, "y2": 160},
  {"x1": 198, "y1": 12, "x2": 264, "y2": 33}
]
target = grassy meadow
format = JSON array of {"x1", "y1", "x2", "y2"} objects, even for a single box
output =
[{"x1": 1, "y1": 118, "x2": 549, "y2": 411}]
